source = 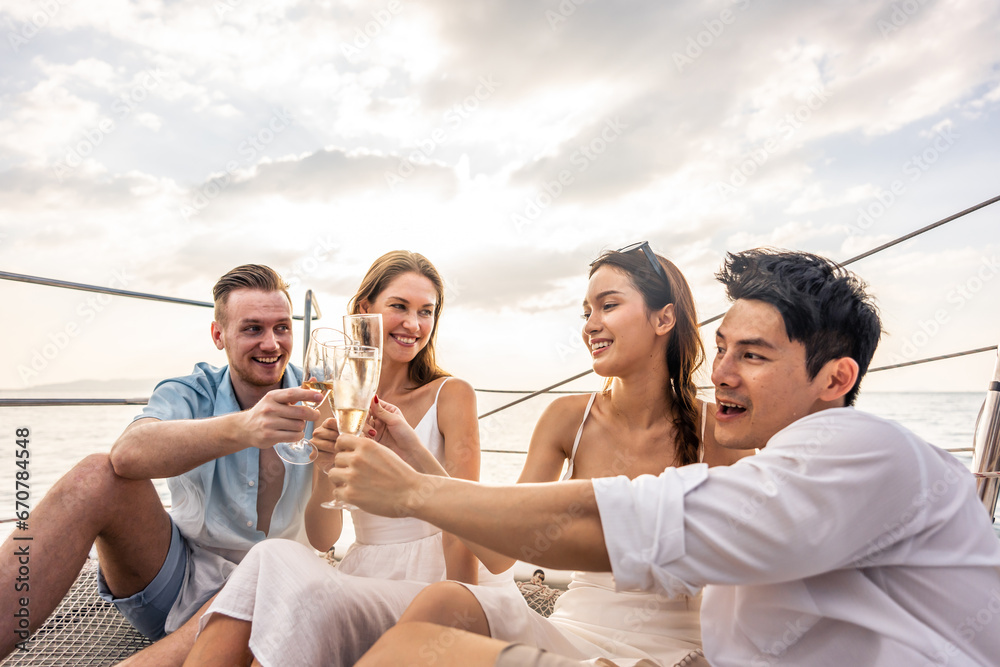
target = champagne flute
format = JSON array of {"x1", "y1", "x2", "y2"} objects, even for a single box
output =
[
  {"x1": 321, "y1": 343, "x2": 381, "y2": 510},
  {"x1": 343, "y1": 313, "x2": 383, "y2": 380},
  {"x1": 274, "y1": 328, "x2": 343, "y2": 465},
  {"x1": 343, "y1": 313, "x2": 385, "y2": 457}
]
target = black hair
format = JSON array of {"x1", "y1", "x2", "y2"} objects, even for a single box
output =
[
  {"x1": 590, "y1": 248, "x2": 704, "y2": 466},
  {"x1": 715, "y1": 248, "x2": 882, "y2": 406}
]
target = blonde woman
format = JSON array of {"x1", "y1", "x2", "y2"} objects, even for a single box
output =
[{"x1": 185, "y1": 251, "x2": 511, "y2": 667}]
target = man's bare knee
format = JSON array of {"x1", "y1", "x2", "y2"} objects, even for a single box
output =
[
  {"x1": 52, "y1": 454, "x2": 162, "y2": 533},
  {"x1": 59, "y1": 454, "x2": 128, "y2": 503},
  {"x1": 66, "y1": 454, "x2": 172, "y2": 597}
]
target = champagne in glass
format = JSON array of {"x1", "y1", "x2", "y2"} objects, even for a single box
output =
[
  {"x1": 322, "y1": 343, "x2": 380, "y2": 510},
  {"x1": 343, "y1": 313, "x2": 382, "y2": 379},
  {"x1": 303, "y1": 378, "x2": 335, "y2": 396},
  {"x1": 334, "y1": 406, "x2": 368, "y2": 436},
  {"x1": 274, "y1": 328, "x2": 343, "y2": 465}
]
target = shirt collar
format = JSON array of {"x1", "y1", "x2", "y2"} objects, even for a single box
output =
[
  {"x1": 213, "y1": 366, "x2": 242, "y2": 417},
  {"x1": 212, "y1": 364, "x2": 303, "y2": 417}
]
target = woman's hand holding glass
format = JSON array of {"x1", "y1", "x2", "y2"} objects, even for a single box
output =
[
  {"x1": 364, "y1": 396, "x2": 448, "y2": 477},
  {"x1": 325, "y1": 431, "x2": 425, "y2": 519}
]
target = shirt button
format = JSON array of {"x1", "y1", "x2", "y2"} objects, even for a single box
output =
[
  {"x1": 248, "y1": 481, "x2": 255, "y2": 487},
  {"x1": 246, "y1": 520, "x2": 253, "y2": 527}
]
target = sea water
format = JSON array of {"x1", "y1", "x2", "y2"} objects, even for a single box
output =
[{"x1": 0, "y1": 392, "x2": 992, "y2": 546}]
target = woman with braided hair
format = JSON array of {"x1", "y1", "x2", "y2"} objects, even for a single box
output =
[{"x1": 387, "y1": 242, "x2": 753, "y2": 666}]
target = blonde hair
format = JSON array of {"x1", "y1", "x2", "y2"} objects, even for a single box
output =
[
  {"x1": 349, "y1": 251, "x2": 449, "y2": 389},
  {"x1": 213, "y1": 264, "x2": 291, "y2": 325}
]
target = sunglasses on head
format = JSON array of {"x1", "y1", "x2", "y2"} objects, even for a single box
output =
[{"x1": 606, "y1": 241, "x2": 668, "y2": 282}]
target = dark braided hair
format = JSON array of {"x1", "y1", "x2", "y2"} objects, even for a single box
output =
[{"x1": 589, "y1": 249, "x2": 704, "y2": 466}]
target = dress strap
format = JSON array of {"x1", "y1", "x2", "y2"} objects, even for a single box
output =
[
  {"x1": 700, "y1": 400, "x2": 707, "y2": 441},
  {"x1": 563, "y1": 393, "x2": 597, "y2": 481},
  {"x1": 433, "y1": 377, "x2": 451, "y2": 403},
  {"x1": 699, "y1": 400, "x2": 707, "y2": 463}
]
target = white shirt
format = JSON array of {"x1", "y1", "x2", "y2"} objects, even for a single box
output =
[{"x1": 593, "y1": 408, "x2": 1000, "y2": 666}]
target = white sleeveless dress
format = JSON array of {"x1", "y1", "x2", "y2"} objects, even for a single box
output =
[
  {"x1": 198, "y1": 379, "x2": 514, "y2": 667},
  {"x1": 460, "y1": 394, "x2": 706, "y2": 667}
]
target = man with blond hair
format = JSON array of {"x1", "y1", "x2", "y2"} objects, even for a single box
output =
[{"x1": 1, "y1": 264, "x2": 340, "y2": 665}]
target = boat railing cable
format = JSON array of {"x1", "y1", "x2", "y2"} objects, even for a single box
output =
[
  {"x1": 0, "y1": 270, "x2": 220, "y2": 309},
  {"x1": 478, "y1": 193, "x2": 1000, "y2": 418},
  {"x1": 0, "y1": 271, "x2": 322, "y2": 367},
  {"x1": 0, "y1": 270, "x2": 320, "y2": 322},
  {"x1": 2, "y1": 193, "x2": 996, "y2": 418},
  {"x1": 866, "y1": 346, "x2": 998, "y2": 374},
  {"x1": 0, "y1": 398, "x2": 152, "y2": 407},
  {"x1": 480, "y1": 346, "x2": 999, "y2": 396},
  {"x1": 478, "y1": 370, "x2": 594, "y2": 419},
  {"x1": 837, "y1": 193, "x2": 1000, "y2": 268},
  {"x1": 475, "y1": 344, "x2": 999, "y2": 454},
  {"x1": 2, "y1": 343, "x2": 996, "y2": 410},
  {"x1": 4, "y1": 344, "x2": 996, "y2": 485},
  {"x1": 2, "y1": 198, "x2": 999, "y2": 476}
]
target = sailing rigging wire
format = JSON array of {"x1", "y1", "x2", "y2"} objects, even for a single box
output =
[
  {"x1": 2, "y1": 341, "x2": 995, "y2": 410},
  {"x1": 0, "y1": 271, "x2": 321, "y2": 321},
  {"x1": 478, "y1": 194, "x2": 1000, "y2": 418},
  {"x1": 0, "y1": 196, "x2": 996, "y2": 418},
  {"x1": 477, "y1": 343, "x2": 998, "y2": 455},
  {"x1": 867, "y1": 346, "x2": 998, "y2": 374}
]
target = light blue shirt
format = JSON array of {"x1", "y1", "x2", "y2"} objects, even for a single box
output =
[{"x1": 136, "y1": 362, "x2": 312, "y2": 561}]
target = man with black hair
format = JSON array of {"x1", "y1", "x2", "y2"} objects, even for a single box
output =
[{"x1": 331, "y1": 249, "x2": 1000, "y2": 666}]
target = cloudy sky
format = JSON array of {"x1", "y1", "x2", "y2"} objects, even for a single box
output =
[{"x1": 2, "y1": 0, "x2": 999, "y2": 401}]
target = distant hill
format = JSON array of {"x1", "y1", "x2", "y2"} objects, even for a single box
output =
[{"x1": 0, "y1": 378, "x2": 162, "y2": 396}]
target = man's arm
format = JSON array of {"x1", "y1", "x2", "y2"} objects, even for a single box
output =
[
  {"x1": 329, "y1": 436, "x2": 611, "y2": 571},
  {"x1": 365, "y1": 396, "x2": 514, "y2": 575},
  {"x1": 439, "y1": 393, "x2": 595, "y2": 575},
  {"x1": 110, "y1": 387, "x2": 322, "y2": 480},
  {"x1": 332, "y1": 411, "x2": 945, "y2": 596}
]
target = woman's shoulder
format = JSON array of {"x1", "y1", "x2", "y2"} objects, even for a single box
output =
[
  {"x1": 433, "y1": 375, "x2": 475, "y2": 401},
  {"x1": 524, "y1": 394, "x2": 596, "y2": 471},
  {"x1": 538, "y1": 393, "x2": 597, "y2": 428},
  {"x1": 432, "y1": 376, "x2": 477, "y2": 419}
]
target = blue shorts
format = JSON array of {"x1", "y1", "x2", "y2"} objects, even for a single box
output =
[{"x1": 96, "y1": 519, "x2": 188, "y2": 640}]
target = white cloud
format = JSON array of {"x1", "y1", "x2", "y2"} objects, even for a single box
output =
[{"x1": 1, "y1": 0, "x2": 999, "y2": 394}]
